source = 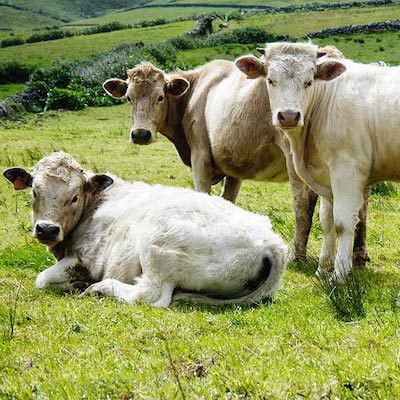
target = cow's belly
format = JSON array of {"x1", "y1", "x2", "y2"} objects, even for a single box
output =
[{"x1": 213, "y1": 143, "x2": 288, "y2": 182}]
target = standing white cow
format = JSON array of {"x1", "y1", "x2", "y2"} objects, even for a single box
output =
[
  {"x1": 103, "y1": 58, "x2": 369, "y2": 265},
  {"x1": 3, "y1": 152, "x2": 287, "y2": 307},
  {"x1": 235, "y1": 42, "x2": 399, "y2": 280}
]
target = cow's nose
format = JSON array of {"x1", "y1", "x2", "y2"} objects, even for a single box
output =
[
  {"x1": 277, "y1": 110, "x2": 301, "y2": 127},
  {"x1": 35, "y1": 223, "x2": 60, "y2": 241},
  {"x1": 131, "y1": 129, "x2": 152, "y2": 144}
]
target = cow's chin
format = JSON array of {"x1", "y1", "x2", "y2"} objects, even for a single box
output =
[{"x1": 34, "y1": 235, "x2": 64, "y2": 246}]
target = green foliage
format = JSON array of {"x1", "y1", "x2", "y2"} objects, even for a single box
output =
[
  {"x1": 370, "y1": 181, "x2": 397, "y2": 196},
  {"x1": 0, "y1": 36, "x2": 24, "y2": 48},
  {"x1": 26, "y1": 29, "x2": 74, "y2": 43},
  {"x1": 45, "y1": 87, "x2": 86, "y2": 111},
  {"x1": 0, "y1": 62, "x2": 34, "y2": 84}
]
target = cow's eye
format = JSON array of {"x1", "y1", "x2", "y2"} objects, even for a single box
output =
[
  {"x1": 33, "y1": 190, "x2": 37, "y2": 198},
  {"x1": 126, "y1": 96, "x2": 131, "y2": 103},
  {"x1": 304, "y1": 81, "x2": 313, "y2": 88},
  {"x1": 71, "y1": 195, "x2": 78, "y2": 204},
  {"x1": 158, "y1": 95, "x2": 164, "y2": 103},
  {"x1": 267, "y1": 78, "x2": 276, "y2": 87}
]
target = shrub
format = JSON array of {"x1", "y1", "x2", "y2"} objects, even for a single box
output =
[
  {"x1": 1, "y1": 37, "x2": 25, "y2": 48},
  {"x1": 0, "y1": 62, "x2": 34, "y2": 84},
  {"x1": 26, "y1": 29, "x2": 74, "y2": 43},
  {"x1": 45, "y1": 87, "x2": 86, "y2": 111}
]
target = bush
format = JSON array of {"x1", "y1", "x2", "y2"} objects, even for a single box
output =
[
  {"x1": 45, "y1": 87, "x2": 86, "y2": 111},
  {"x1": 0, "y1": 62, "x2": 34, "y2": 84},
  {"x1": 26, "y1": 29, "x2": 74, "y2": 44},
  {"x1": 1, "y1": 37, "x2": 25, "y2": 48}
]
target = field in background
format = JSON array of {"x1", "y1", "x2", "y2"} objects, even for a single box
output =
[{"x1": 1, "y1": 5, "x2": 400, "y2": 67}]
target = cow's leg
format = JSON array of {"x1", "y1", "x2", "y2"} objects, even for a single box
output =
[
  {"x1": 221, "y1": 176, "x2": 242, "y2": 203},
  {"x1": 80, "y1": 277, "x2": 174, "y2": 308},
  {"x1": 191, "y1": 148, "x2": 214, "y2": 193},
  {"x1": 316, "y1": 197, "x2": 336, "y2": 277},
  {"x1": 36, "y1": 256, "x2": 82, "y2": 291},
  {"x1": 287, "y1": 155, "x2": 318, "y2": 262},
  {"x1": 331, "y1": 170, "x2": 366, "y2": 282},
  {"x1": 352, "y1": 186, "x2": 370, "y2": 266}
]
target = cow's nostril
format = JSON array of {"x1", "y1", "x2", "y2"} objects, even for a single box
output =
[
  {"x1": 131, "y1": 129, "x2": 152, "y2": 144},
  {"x1": 36, "y1": 223, "x2": 60, "y2": 241},
  {"x1": 277, "y1": 110, "x2": 301, "y2": 127}
]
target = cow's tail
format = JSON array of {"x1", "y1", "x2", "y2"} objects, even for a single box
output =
[{"x1": 171, "y1": 252, "x2": 283, "y2": 306}]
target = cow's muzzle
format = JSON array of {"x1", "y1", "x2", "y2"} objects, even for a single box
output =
[
  {"x1": 35, "y1": 222, "x2": 61, "y2": 243},
  {"x1": 131, "y1": 129, "x2": 152, "y2": 145},
  {"x1": 277, "y1": 110, "x2": 301, "y2": 128}
]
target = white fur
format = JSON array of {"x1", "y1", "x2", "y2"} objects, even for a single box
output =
[
  {"x1": 15, "y1": 153, "x2": 287, "y2": 307},
  {"x1": 241, "y1": 42, "x2": 400, "y2": 280}
]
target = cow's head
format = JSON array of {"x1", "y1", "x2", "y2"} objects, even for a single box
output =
[
  {"x1": 235, "y1": 43, "x2": 346, "y2": 132},
  {"x1": 103, "y1": 62, "x2": 190, "y2": 145},
  {"x1": 3, "y1": 152, "x2": 113, "y2": 246}
]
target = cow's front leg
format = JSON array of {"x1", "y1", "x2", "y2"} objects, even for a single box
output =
[
  {"x1": 191, "y1": 148, "x2": 214, "y2": 193},
  {"x1": 221, "y1": 176, "x2": 242, "y2": 203},
  {"x1": 287, "y1": 160, "x2": 318, "y2": 262},
  {"x1": 316, "y1": 197, "x2": 336, "y2": 277},
  {"x1": 36, "y1": 256, "x2": 87, "y2": 291},
  {"x1": 331, "y1": 169, "x2": 366, "y2": 282}
]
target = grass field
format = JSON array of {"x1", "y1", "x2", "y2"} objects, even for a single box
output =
[
  {"x1": 0, "y1": 84, "x2": 25, "y2": 101},
  {"x1": 1, "y1": 5, "x2": 400, "y2": 67},
  {"x1": 0, "y1": 21, "x2": 193, "y2": 66},
  {"x1": 0, "y1": 104, "x2": 399, "y2": 399},
  {"x1": 1, "y1": 1, "x2": 400, "y2": 398}
]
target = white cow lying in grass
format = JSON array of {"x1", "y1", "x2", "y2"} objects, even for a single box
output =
[{"x1": 3, "y1": 152, "x2": 287, "y2": 307}]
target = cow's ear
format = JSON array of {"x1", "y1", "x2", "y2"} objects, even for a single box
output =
[
  {"x1": 167, "y1": 78, "x2": 190, "y2": 96},
  {"x1": 316, "y1": 60, "x2": 346, "y2": 81},
  {"x1": 3, "y1": 167, "x2": 33, "y2": 190},
  {"x1": 85, "y1": 174, "x2": 114, "y2": 195},
  {"x1": 235, "y1": 55, "x2": 266, "y2": 79},
  {"x1": 103, "y1": 79, "x2": 128, "y2": 99}
]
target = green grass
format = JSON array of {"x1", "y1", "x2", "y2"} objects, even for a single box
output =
[
  {"x1": 230, "y1": 5, "x2": 400, "y2": 37},
  {"x1": 0, "y1": 105, "x2": 400, "y2": 398},
  {"x1": 0, "y1": 21, "x2": 193, "y2": 66},
  {"x1": 0, "y1": 83, "x2": 25, "y2": 100},
  {"x1": 1, "y1": 4, "x2": 399, "y2": 67}
]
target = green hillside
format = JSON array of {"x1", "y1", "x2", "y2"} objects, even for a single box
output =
[
  {"x1": 0, "y1": 0, "x2": 384, "y2": 31},
  {"x1": 0, "y1": 0, "x2": 147, "y2": 29},
  {"x1": 1, "y1": 4, "x2": 399, "y2": 67}
]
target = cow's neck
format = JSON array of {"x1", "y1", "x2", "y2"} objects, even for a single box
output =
[
  {"x1": 160, "y1": 95, "x2": 192, "y2": 167},
  {"x1": 285, "y1": 121, "x2": 332, "y2": 199},
  {"x1": 48, "y1": 241, "x2": 66, "y2": 261}
]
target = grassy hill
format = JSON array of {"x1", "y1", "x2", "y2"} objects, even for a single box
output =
[
  {"x1": 0, "y1": 0, "x2": 147, "y2": 30},
  {"x1": 0, "y1": 0, "x2": 385, "y2": 31},
  {"x1": 1, "y1": 4, "x2": 399, "y2": 67}
]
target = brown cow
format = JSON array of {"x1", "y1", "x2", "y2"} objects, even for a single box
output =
[{"x1": 103, "y1": 58, "x2": 368, "y2": 264}]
